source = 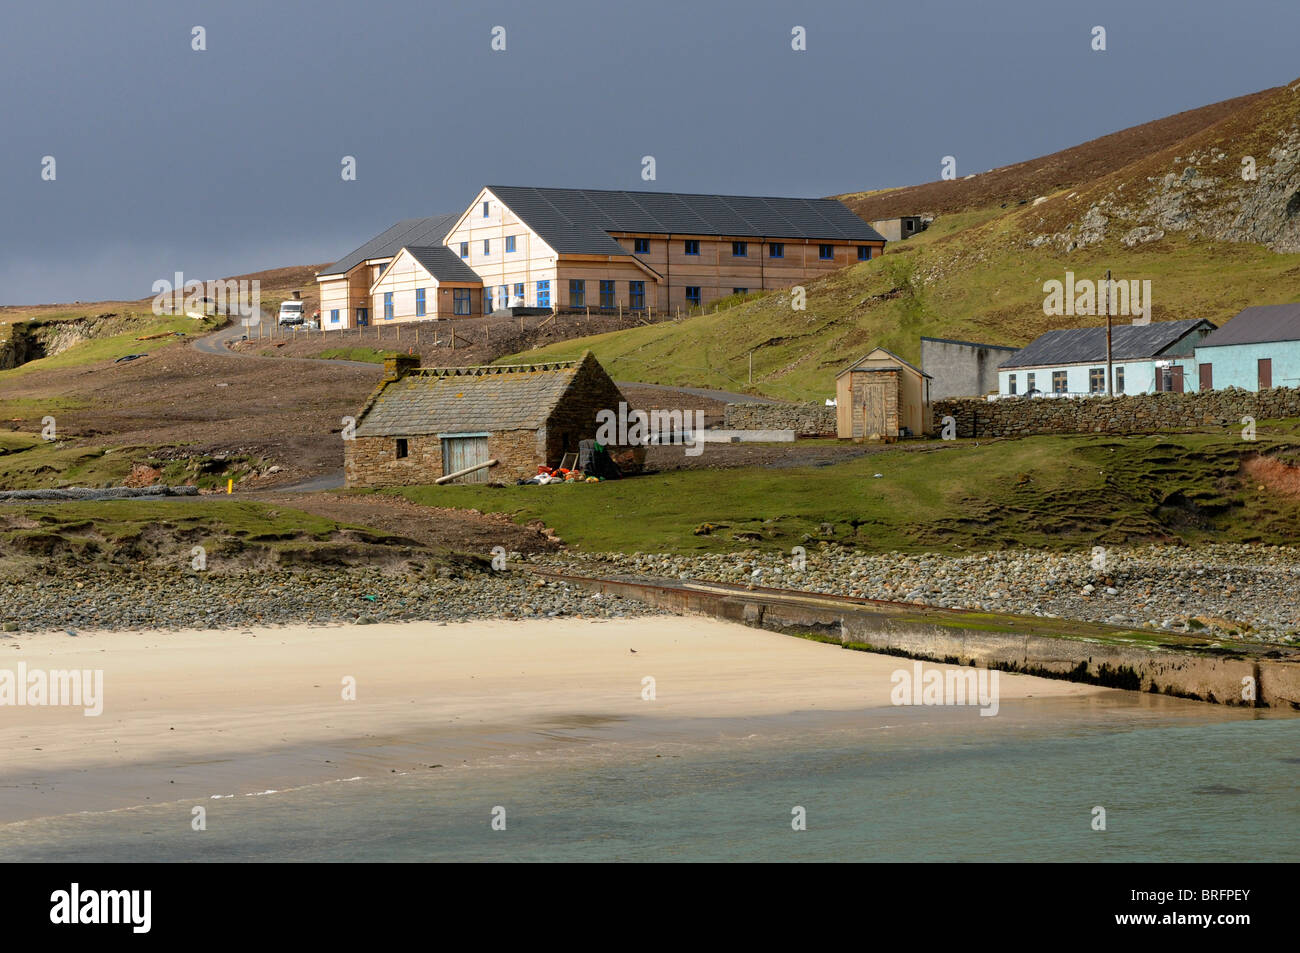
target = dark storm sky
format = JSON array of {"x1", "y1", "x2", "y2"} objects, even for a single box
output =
[{"x1": 2, "y1": 0, "x2": 1296, "y2": 303}]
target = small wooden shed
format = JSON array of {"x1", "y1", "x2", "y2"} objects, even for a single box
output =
[{"x1": 835, "y1": 348, "x2": 933, "y2": 439}]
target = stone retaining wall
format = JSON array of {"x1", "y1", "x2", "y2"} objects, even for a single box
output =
[
  {"x1": 934, "y1": 387, "x2": 1300, "y2": 439},
  {"x1": 724, "y1": 402, "x2": 836, "y2": 434}
]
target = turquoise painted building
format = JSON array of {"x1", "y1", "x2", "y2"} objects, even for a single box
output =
[
  {"x1": 997, "y1": 318, "x2": 1215, "y2": 397},
  {"x1": 1193, "y1": 304, "x2": 1300, "y2": 391}
]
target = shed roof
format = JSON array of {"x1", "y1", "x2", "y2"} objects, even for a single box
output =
[
  {"x1": 486, "y1": 185, "x2": 885, "y2": 257},
  {"x1": 1196, "y1": 303, "x2": 1300, "y2": 348},
  {"x1": 354, "y1": 353, "x2": 604, "y2": 437},
  {"x1": 999, "y1": 318, "x2": 1214, "y2": 369},
  {"x1": 319, "y1": 213, "x2": 459, "y2": 276},
  {"x1": 835, "y1": 347, "x2": 932, "y2": 379}
]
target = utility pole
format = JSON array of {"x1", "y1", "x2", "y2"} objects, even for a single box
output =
[{"x1": 1104, "y1": 268, "x2": 1113, "y2": 396}]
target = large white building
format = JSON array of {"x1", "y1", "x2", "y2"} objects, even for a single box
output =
[{"x1": 317, "y1": 185, "x2": 886, "y2": 328}]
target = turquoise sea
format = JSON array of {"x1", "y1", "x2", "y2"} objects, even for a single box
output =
[{"x1": 2, "y1": 697, "x2": 1296, "y2": 862}]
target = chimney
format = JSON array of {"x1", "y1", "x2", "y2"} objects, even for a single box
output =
[{"x1": 383, "y1": 353, "x2": 421, "y2": 381}]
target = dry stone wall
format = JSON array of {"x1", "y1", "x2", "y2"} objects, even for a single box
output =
[
  {"x1": 723, "y1": 402, "x2": 837, "y2": 434},
  {"x1": 934, "y1": 387, "x2": 1300, "y2": 438}
]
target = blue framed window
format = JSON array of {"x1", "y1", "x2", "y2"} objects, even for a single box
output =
[
  {"x1": 684, "y1": 239, "x2": 700, "y2": 255},
  {"x1": 384, "y1": 292, "x2": 394, "y2": 320},
  {"x1": 459, "y1": 241, "x2": 469, "y2": 258},
  {"x1": 453, "y1": 289, "x2": 472, "y2": 315},
  {"x1": 629, "y1": 281, "x2": 645, "y2": 310},
  {"x1": 685, "y1": 286, "x2": 701, "y2": 305},
  {"x1": 483, "y1": 239, "x2": 490, "y2": 255},
  {"x1": 732, "y1": 288, "x2": 748, "y2": 295},
  {"x1": 769, "y1": 242, "x2": 784, "y2": 258},
  {"x1": 484, "y1": 288, "x2": 493, "y2": 312},
  {"x1": 599, "y1": 280, "x2": 615, "y2": 309},
  {"x1": 415, "y1": 288, "x2": 426, "y2": 317},
  {"x1": 569, "y1": 279, "x2": 585, "y2": 308},
  {"x1": 732, "y1": 241, "x2": 747, "y2": 257},
  {"x1": 857, "y1": 245, "x2": 871, "y2": 261},
  {"x1": 505, "y1": 235, "x2": 516, "y2": 253},
  {"x1": 330, "y1": 309, "x2": 340, "y2": 324},
  {"x1": 819, "y1": 244, "x2": 834, "y2": 260},
  {"x1": 633, "y1": 238, "x2": 650, "y2": 254},
  {"x1": 537, "y1": 280, "x2": 551, "y2": 308},
  {"x1": 482, "y1": 201, "x2": 490, "y2": 218},
  {"x1": 513, "y1": 282, "x2": 524, "y2": 303},
  {"x1": 356, "y1": 307, "x2": 368, "y2": 326},
  {"x1": 499, "y1": 285, "x2": 509, "y2": 306}
]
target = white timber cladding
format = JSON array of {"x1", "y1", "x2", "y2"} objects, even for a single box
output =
[
  {"x1": 443, "y1": 188, "x2": 557, "y2": 308},
  {"x1": 370, "y1": 249, "x2": 426, "y2": 319}
]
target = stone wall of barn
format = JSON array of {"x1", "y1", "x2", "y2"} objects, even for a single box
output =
[
  {"x1": 934, "y1": 387, "x2": 1300, "y2": 438},
  {"x1": 344, "y1": 429, "x2": 547, "y2": 487},
  {"x1": 543, "y1": 353, "x2": 632, "y2": 460}
]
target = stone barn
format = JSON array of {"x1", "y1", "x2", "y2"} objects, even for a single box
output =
[
  {"x1": 835, "y1": 348, "x2": 933, "y2": 439},
  {"x1": 344, "y1": 351, "x2": 628, "y2": 487}
]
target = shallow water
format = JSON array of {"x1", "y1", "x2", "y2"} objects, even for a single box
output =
[{"x1": 3, "y1": 695, "x2": 1296, "y2": 862}]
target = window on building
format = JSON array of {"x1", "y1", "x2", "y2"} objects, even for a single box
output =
[
  {"x1": 1008, "y1": 374, "x2": 1017, "y2": 395},
  {"x1": 857, "y1": 246, "x2": 872, "y2": 261},
  {"x1": 732, "y1": 288, "x2": 748, "y2": 295},
  {"x1": 415, "y1": 288, "x2": 426, "y2": 317},
  {"x1": 685, "y1": 286, "x2": 701, "y2": 305},
  {"x1": 1089, "y1": 367, "x2": 1105, "y2": 393},
  {"x1": 513, "y1": 283, "x2": 524, "y2": 303},
  {"x1": 569, "y1": 279, "x2": 584, "y2": 308},
  {"x1": 732, "y1": 241, "x2": 747, "y2": 257},
  {"x1": 454, "y1": 289, "x2": 472, "y2": 315},
  {"x1": 499, "y1": 285, "x2": 508, "y2": 307},
  {"x1": 1026, "y1": 372, "x2": 1035, "y2": 393},
  {"x1": 634, "y1": 238, "x2": 650, "y2": 254},
  {"x1": 1115, "y1": 366, "x2": 1125, "y2": 393},
  {"x1": 600, "y1": 280, "x2": 615, "y2": 310},
  {"x1": 395, "y1": 438, "x2": 408, "y2": 459},
  {"x1": 384, "y1": 292, "x2": 394, "y2": 320},
  {"x1": 505, "y1": 235, "x2": 516, "y2": 253},
  {"x1": 459, "y1": 242, "x2": 469, "y2": 258},
  {"x1": 484, "y1": 288, "x2": 493, "y2": 312},
  {"x1": 482, "y1": 201, "x2": 490, "y2": 218},
  {"x1": 1052, "y1": 370, "x2": 1068, "y2": 393},
  {"x1": 483, "y1": 239, "x2": 490, "y2": 255},
  {"x1": 629, "y1": 281, "x2": 645, "y2": 310},
  {"x1": 330, "y1": 309, "x2": 340, "y2": 324},
  {"x1": 537, "y1": 280, "x2": 550, "y2": 308},
  {"x1": 769, "y1": 242, "x2": 784, "y2": 258},
  {"x1": 684, "y1": 239, "x2": 700, "y2": 255},
  {"x1": 819, "y1": 244, "x2": 834, "y2": 260}
]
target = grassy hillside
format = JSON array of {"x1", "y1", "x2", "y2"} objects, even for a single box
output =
[
  {"x1": 504, "y1": 80, "x2": 1300, "y2": 400},
  {"x1": 381, "y1": 420, "x2": 1300, "y2": 555}
]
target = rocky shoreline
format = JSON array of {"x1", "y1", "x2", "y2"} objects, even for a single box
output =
[
  {"x1": 0, "y1": 567, "x2": 666, "y2": 634},
  {"x1": 528, "y1": 544, "x2": 1300, "y2": 644}
]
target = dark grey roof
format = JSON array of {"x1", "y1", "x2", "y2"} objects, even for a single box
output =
[
  {"x1": 920, "y1": 336, "x2": 1019, "y2": 351},
  {"x1": 402, "y1": 245, "x2": 481, "y2": 284},
  {"x1": 355, "y1": 358, "x2": 587, "y2": 437},
  {"x1": 319, "y1": 213, "x2": 459, "y2": 276},
  {"x1": 1000, "y1": 318, "x2": 1215, "y2": 369},
  {"x1": 487, "y1": 185, "x2": 885, "y2": 256},
  {"x1": 1196, "y1": 304, "x2": 1300, "y2": 348}
]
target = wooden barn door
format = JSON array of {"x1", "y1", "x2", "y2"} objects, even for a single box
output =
[
  {"x1": 1258, "y1": 358, "x2": 1272, "y2": 390},
  {"x1": 1170, "y1": 366, "x2": 1184, "y2": 393},
  {"x1": 858, "y1": 377, "x2": 891, "y2": 438},
  {"x1": 441, "y1": 435, "x2": 490, "y2": 483}
]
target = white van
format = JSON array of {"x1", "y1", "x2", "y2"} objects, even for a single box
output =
[{"x1": 278, "y1": 300, "x2": 305, "y2": 325}]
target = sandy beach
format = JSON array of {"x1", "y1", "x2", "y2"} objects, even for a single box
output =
[{"x1": 0, "y1": 616, "x2": 1108, "y2": 823}]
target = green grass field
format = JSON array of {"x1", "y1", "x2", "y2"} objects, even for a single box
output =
[
  {"x1": 376, "y1": 424, "x2": 1300, "y2": 554},
  {"x1": 503, "y1": 215, "x2": 1300, "y2": 401}
]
